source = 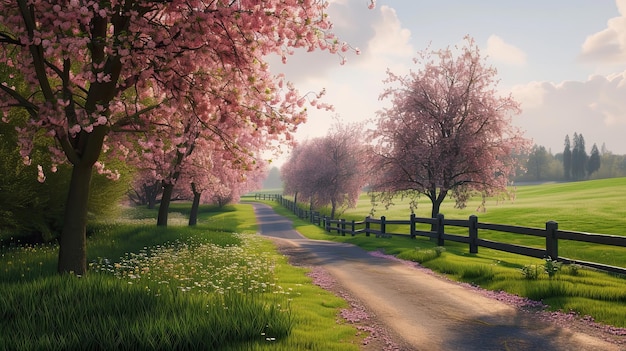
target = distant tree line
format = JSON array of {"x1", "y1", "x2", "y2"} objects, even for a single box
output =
[{"x1": 515, "y1": 132, "x2": 626, "y2": 183}]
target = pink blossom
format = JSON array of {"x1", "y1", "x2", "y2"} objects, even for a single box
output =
[
  {"x1": 0, "y1": 0, "x2": 373, "y2": 270},
  {"x1": 69, "y1": 124, "x2": 81, "y2": 135},
  {"x1": 96, "y1": 116, "x2": 107, "y2": 125},
  {"x1": 37, "y1": 165, "x2": 46, "y2": 183}
]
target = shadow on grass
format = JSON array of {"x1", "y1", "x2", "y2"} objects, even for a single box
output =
[{"x1": 1, "y1": 275, "x2": 280, "y2": 350}]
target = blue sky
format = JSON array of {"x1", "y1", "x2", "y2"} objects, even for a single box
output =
[{"x1": 269, "y1": 0, "x2": 626, "y2": 163}]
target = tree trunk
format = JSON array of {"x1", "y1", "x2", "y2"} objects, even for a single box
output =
[
  {"x1": 145, "y1": 182, "x2": 160, "y2": 209},
  {"x1": 429, "y1": 190, "x2": 446, "y2": 232},
  {"x1": 57, "y1": 164, "x2": 93, "y2": 275},
  {"x1": 189, "y1": 183, "x2": 201, "y2": 226},
  {"x1": 157, "y1": 182, "x2": 174, "y2": 226},
  {"x1": 330, "y1": 199, "x2": 337, "y2": 219},
  {"x1": 431, "y1": 199, "x2": 442, "y2": 219}
]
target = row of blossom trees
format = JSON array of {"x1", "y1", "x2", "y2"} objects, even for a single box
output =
[
  {"x1": 282, "y1": 121, "x2": 369, "y2": 219},
  {"x1": 282, "y1": 37, "x2": 530, "y2": 220},
  {"x1": 0, "y1": 0, "x2": 371, "y2": 274}
]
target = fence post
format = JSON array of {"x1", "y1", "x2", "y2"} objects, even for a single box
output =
[
  {"x1": 324, "y1": 216, "x2": 329, "y2": 232},
  {"x1": 469, "y1": 215, "x2": 478, "y2": 254},
  {"x1": 410, "y1": 213, "x2": 416, "y2": 239},
  {"x1": 351, "y1": 220, "x2": 356, "y2": 236},
  {"x1": 341, "y1": 219, "x2": 346, "y2": 236},
  {"x1": 546, "y1": 221, "x2": 559, "y2": 260},
  {"x1": 436, "y1": 213, "x2": 445, "y2": 246},
  {"x1": 380, "y1": 216, "x2": 386, "y2": 237},
  {"x1": 365, "y1": 216, "x2": 371, "y2": 237}
]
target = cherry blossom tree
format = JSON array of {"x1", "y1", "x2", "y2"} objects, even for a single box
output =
[
  {"x1": 175, "y1": 137, "x2": 266, "y2": 226},
  {"x1": 0, "y1": 0, "x2": 368, "y2": 274},
  {"x1": 282, "y1": 121, "x2": 368, "y2": 218},
  {"x1": 368, "y1": 37, "x2": 530, "y2": 219},
  {"x1": 128, "y1": 173, "x2": 162, "y2": 209},
  {"x1": 281, "y1": 141, "x2": 309, "y2": 206}
]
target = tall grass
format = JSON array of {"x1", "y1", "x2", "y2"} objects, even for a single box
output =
[{"x1": 0, "y1": 204, "x2": 363, "y2": 351}]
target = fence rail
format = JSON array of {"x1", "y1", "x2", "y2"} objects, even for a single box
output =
[{"x1": 257, "y1": 194, "x2": 626, "y2": 275}]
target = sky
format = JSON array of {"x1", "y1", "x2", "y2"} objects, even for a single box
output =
[{"x1": 266, "y1": 0, "x2": 626, "y2": 165}]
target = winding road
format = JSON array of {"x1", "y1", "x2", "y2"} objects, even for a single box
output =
[{"x1": 251, "y1": 202, "x2": 624, "y2": 351}]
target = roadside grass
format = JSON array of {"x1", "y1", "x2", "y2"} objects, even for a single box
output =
[
  {"x1": 252, "y1": 177, "x2": 626, "y2": 328},
  {"x1": 0, "y1": 203, "x2": 363, "y2": 351}
]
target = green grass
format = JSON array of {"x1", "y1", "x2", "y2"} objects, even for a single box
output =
[
  {"x1": 258, "y1": 177, "x2": 626, "y2": 328},
  {"x1": 281, "y1": 178, "x2": 626, "y2": 268},
  {"x1": 0, "y1": 204, "x2": 363, "y2": 351}
]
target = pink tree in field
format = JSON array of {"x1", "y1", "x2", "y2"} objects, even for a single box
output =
[
  {"x1": 282, "y1": 122, "x2": 369, "y2": 218},
  {"x1": 281, "y1": 141, "x2": 310, "y2": 207},
  {"x1": 0, "y1": 0, "x2": 365, "y2": 274},
  {"x1": 369, "y1": 37, "x2": 530, "y2": 219}
]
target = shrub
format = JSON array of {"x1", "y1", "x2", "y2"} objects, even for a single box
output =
[
  {"x1": 0, "y1": 114, "x2": 131, "y2": 243},
  {"x1": 544, "y1": 257, "x2": 562, "y2": 279},
  {"x1": 566, "y1": 263, "x2": 581, "y2": 276},
  {"x1": 521, "y1": 264, "x2": 541, "y2": 280},
  {"x1": 434, "y1": 246, "x2": 446, "y2": 257}
]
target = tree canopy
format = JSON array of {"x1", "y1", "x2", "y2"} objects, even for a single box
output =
[
  {"x1": 0, "y1": 0, "x2": 361, "y2": 274},
  {"x1": 281, "y1": 121, "x2": 368, "y2": 219},
  {"x1": 368, "y1": 37, "x2": 530, "y2": 218}
]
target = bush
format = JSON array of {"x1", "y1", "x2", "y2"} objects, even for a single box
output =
[
  {"x1": 521, "y1": 264, "x2": 541, "y2": 280},
  {"x1": 544, "y1": 257, "x2": 562, "y2": 279},
  {"x1": 0, "y1": 114, "x2": 131, "y2": 243}
]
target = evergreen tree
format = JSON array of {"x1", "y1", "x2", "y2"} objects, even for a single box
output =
[
  {"x1": 527, "y1": 145, "x2": 549, "y2": 180},
  {"x1": 587, "y1": 143, "x2": 601, "y2": 176},
  {"x1": 571, "y1": 133, "x2": 588, "y2": 180},
  {"x1": 563, "y1": 135, "x2": 572, "y2": 180}
]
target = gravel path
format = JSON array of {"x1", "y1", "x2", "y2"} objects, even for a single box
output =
[{"x1": 251, "y1": 203, "x2": 625, "y2": 351}]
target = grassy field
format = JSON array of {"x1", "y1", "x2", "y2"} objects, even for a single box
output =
[
  {"x1": 3, "y1": 178, "x2": 624, "y2": 349},
  {"x1": 0, "y1": 204, "x2": 365, "y2": 350},
  {"x1": 264, "y1": 178, "x2": 626, "y2": 268},
  {"x1": 248, "y1": 177, "x2": 626, "y2": 328}
]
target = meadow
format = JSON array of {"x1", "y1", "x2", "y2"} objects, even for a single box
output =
[
  {"x1": 2, "y1": 178, "x2": 624, "y2": 350},
  {"x1": 254, "y1": 177, "x2": 626, "y2": 329},
  {"x1": 0, "y1": 204, "x2": 366, "y2": 351}
]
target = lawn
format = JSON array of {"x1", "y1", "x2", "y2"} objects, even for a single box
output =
[{"x1": 0, "y1": 203, "x2": 365, "y2": 351}]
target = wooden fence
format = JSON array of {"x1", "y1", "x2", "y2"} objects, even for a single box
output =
[
  {"x1": 257, "y1": 194, "x2": 626, "y2": 276},
  {"x1": 253, "y1": 193, "x2": 281, "y2": 201}
]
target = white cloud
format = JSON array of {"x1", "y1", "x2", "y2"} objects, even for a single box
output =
[
  {"x1": 366, "y1": 6, "x2": 414, "y2": 59},
  {"x1": 580, "y1": 0, "x2": 626, "y2": 63},
  {"x1": 485, "y1": 35, "x2": 527, "y2": 66},
  {"x1": 512, "y1": 72, "x2": 626, "y2": 153},
  {"x1": 510, "y1": 81, "x2": 548, "y2": 109}
]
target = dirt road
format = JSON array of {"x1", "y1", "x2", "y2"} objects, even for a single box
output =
[{"x1": 251, "y1": 203, "x2": 624, "y2": 351}]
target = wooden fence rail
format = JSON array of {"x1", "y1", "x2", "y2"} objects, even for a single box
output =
[
  {"x1": 259, "y1": 194, "x2": 626, "y2": 275},
  {"x1": 254, "y1": 193, "x2": 281, "y2": 201}
]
